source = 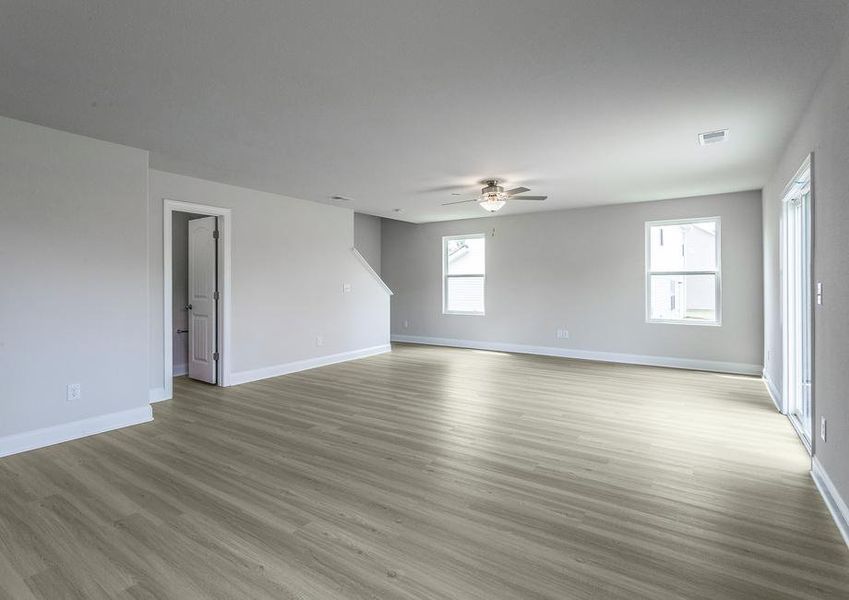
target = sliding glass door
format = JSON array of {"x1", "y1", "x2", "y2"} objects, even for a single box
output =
[{"x1": 781, "y1": 161, "x2": 812, "y2": 447}]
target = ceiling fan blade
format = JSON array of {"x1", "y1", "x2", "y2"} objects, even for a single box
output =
[
  {"x1": 510, "y1": 195, "x2": 547, "y2": 201},
  {"x1": 506, "y1": 186, "x2": 530, "y2": 196},
  {"x1": 442, "y1": 198, "x2": 479, "y2": 206}
]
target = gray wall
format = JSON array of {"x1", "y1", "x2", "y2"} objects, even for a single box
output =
[
  {"x1": 0, "y1": 115, "x2": 390, "y2": 447},
  {"x1": 354, "y1": 213, "x2": 382, "y2": 275},
  {"x1": 763, "y1": 32, "x2": 849, "y2": 500},
  {"x1": 382, "y1": 191, "x2": 763, "y2": 370},
  {"x1": 148, "y1": 170, "x2": 391, "y2": 391},
  {"x1": 171, "y1": 212, "x2": 206, "y2": 375},
  {"x1": 0, "y1": 116, "x2": 150, "y2": 437}
]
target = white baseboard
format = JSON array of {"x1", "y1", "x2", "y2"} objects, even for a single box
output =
[
  {"x1": 173, "y1": 363, "x2": 188, "y2": 377},
  {"x1": 811, "y1": 457, "x2": 849, "y2": 549},
  {"x1": 390, "y1": 335, "x2": 762, "y2": 376},
  {"x1": 0, "y1": 405, "x2": 153, "y2": 459},
  {"x1": 149, "y1": 387, "x2": 170, "y2": 404},
  {"x1": 762, "y1": 369, "x2": 783, "y2": 412},
  {"x1": 230, "y1": 344, "x2": 392, "y2": 386}
]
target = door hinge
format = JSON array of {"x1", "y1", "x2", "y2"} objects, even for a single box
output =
[
  {"x1": 213, "y1": 230, "x2": 220, "y2": 239},
  {"x1": 213, "y1": 352, "x2": 220, "y2": 361},
  {"x1": 213, "y1": 291, "x2": 220, "y2": 300}
]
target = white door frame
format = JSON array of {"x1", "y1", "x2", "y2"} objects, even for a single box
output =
[
  {"x1": 779, "y1": 154, "x2": 813, "y2": 451},
  {"x1": 163, "y1": 199, "x2": 232, "y2": 400}
]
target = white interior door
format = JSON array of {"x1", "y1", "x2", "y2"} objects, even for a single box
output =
[{"x1": 188, "y1": 216, "x2": 218, "y2": 384}]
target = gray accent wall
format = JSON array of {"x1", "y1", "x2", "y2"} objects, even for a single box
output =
[
  {"x1": 354, "y1": 213, "x2": 382, "y2": 275},
  {"x1": 763, "y1": 32, "x2": 849, "y2": 501},
  {"x1": 0, "y1": 116, "x2": 150, "y2": 437},
  {"x1": 382, "y1": 191, "x2": 763, "y2": 370}
]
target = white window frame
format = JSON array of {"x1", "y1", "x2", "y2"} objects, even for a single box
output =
[
  {"x1": 443, "y1": 233, "x2": 486, "y2": 316},
  {"x1": 645, "y1": 216, "x2": 722, "y2": 326}
]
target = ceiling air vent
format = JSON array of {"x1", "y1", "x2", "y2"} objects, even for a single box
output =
[{"x1": 698, "y1": 129, "x2": 729, "y2": 146}]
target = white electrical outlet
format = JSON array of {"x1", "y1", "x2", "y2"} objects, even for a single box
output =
[
  {"x1": 315, "y1": 335, "x2": 324, "y2": 347},
  {"x1": 821, "y1": 417, "x2": 827, "y2": 442},
  {"x1": 403, "y1": 320, "x2": 409, "y2": 329},
  {"x1": 343, "y1": 283, "x2": 352, "y2": 293},
  {"x1": 556, "y1": 328, "x2": 570, "y2": 340},
  {"x1": 67, "y1": 383, "x2": 81, "y2": 402}
]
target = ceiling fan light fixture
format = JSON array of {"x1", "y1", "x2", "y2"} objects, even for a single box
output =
[
  {"x1": 477, "y1": 187, "x2": 509, "y2": 212},
  {"x1": 479, "y1": 197, "x2": 506, "y2": 212}
]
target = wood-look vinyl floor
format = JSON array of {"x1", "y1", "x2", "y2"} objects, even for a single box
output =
[{"x1": 1, "y1": 343, "x2": 847, "y2": 599}]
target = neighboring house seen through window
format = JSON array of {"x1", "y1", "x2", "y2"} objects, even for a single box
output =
[{"x1": 646, "y1": 217, "x2": 720, "y2": 325}]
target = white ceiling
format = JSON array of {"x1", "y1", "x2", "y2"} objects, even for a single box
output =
[{"x1": 1, "y1": 1, "x2": 846, "y2": 223}]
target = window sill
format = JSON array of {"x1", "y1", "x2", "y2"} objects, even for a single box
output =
[
  {"x1": 443, "y1": 311, "x2": 485, "y2": 317},
  {"x1": 646, "y1": 318, "x2": 721, "y2": 327}
]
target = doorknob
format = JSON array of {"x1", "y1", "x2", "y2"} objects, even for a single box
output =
[{"x1": 184, "y1": 304, "x2": 193, "y2": 310}]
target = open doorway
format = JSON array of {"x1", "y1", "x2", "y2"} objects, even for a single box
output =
[
  {"x1": 163, "y1": 200, "x2": 232, "y2": 400},
  {"x1": 780, "y1": 156, "x2": 813, "y2": 450}
]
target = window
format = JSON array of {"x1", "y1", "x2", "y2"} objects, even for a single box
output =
[
  {"x1": 443, "y1": 234, "x2": 485, "y2": 315},
  {"x1": 645, "y1": 217, "x2": 720, "y2": 325}
]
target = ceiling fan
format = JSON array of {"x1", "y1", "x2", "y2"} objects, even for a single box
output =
[{"x1": 442, "y1": 180, "x2": 547, "y2": 212}]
